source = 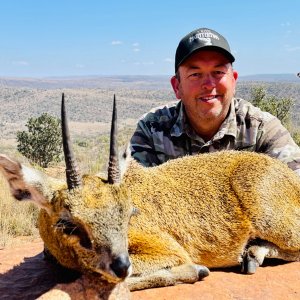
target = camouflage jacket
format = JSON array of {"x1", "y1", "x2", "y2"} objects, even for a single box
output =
[{"x1": 130, "y1": 98, "x2": 300, "y2": 174}]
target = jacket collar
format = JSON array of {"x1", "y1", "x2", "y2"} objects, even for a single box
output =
[{"x1": 170, "y1": 98, "x2": 238, "y2": 141}]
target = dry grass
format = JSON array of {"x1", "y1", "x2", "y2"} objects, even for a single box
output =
[
  {"x1": 0, "y1": 80, "x2": 299, "y2": 248},
  {"x1": 0, "y1": 173, "x2": 39, "y2": 248},
  {"x1": 0, "y1": 141, "x2": 41, "y2": 247},
  {"x1": 0, "y1": 127, "x2": 134, "y2": 248},
  {"x1": 1, "y1": 80, "x2": 300, "y2": 248}
]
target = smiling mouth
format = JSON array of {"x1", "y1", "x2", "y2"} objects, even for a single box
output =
[{"x1": 198, "y1": 95, "x2": 219, "y2": 102}]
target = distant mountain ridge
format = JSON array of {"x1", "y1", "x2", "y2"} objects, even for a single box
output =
[
  {"x1": 0, "y1": 75, "x2": 171, "y2": 90},
  {"x1": 239, "y1": 73, "x2": 300, "y2": 82},
  {"x1": 0, "y1": 74, "x2": 299, "y2": 89},
  {"x1": 0, "y1": 75, "x2": 299, "y2": 140}
]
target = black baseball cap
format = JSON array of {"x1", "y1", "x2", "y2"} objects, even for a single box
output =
[{"x1": 175, "y1": 28, "x2": 235, "y2": 72}]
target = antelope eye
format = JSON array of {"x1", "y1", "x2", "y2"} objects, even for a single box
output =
[
  {"x1": 54, "y1": 218, "x2": 92, "y2": 249},
  {"x1": 55, "y1": 218, "x2": 78, "y2": 235}
]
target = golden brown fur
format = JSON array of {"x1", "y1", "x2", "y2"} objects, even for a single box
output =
[
  {"x1": 0, "y1": 150, "x2": 300, "y2": 290},
  {"x1": 126, "y1": 152, "x2": 300, "y2": 271}
]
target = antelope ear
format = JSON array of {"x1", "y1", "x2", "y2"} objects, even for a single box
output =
[{"x1": 0, "y1": 154, "x2": 53, "y2": 215}]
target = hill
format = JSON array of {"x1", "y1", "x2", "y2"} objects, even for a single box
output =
[
  {"x1": 0, "y1": 73, "x2": 299, "y2": 90},
  {"x1": 0, "y1": 75, "x2": 171, "y2": 90},
  {"x1": 0, "y1": 74, "x2": 299, "y2": 142},
  {"x1": 239, "y1": 73, "x2": 300, "y2": 82}
]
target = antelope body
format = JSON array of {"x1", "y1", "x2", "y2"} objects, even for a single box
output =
[{"x1": 0, "y1": 95, "x2": 300, "y2": 291}]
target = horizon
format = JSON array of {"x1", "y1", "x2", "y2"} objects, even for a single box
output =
[
  {"x1": 0, "y1": 73, "x2": 299, "y2": 80},
  {"x1": 0, "y1": 1, "x2": 299, "y2": 78}
]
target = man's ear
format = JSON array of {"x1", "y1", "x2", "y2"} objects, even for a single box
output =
[
  {"x1": 0, "y1": 154, "x2": 53, "y2": 215},
  {"x1": 233, "y1": 70, "x2": 238, "y2": 80},
  {"x1": 232, "y1": 70, "x2": 238, "y2": 96},
  {"x1": 170, "y1": 75, "x2": 182, "y2": 99}
]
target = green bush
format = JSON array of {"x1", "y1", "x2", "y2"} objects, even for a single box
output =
[
  {"x1": 250, "y1": 86, "x2": 294, "y2": 126},
  {"x1": 17, "y1": 113, "x2": 62, "y2": 168},
  {"x1": 250, "y1": 86, "x2": 300, "y2": 146}
]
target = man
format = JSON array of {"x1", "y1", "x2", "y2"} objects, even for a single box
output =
[{"x1": 130, "y1": 27, "x2": 300, "y2": 174}]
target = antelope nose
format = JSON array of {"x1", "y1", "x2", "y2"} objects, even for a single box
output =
[{"x1": 110, "y1": 254, "x2": 131, "y2": 279}]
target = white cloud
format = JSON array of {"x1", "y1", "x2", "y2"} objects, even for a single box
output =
[
  {"x1": 164, "y1": 58, "x2": 173, "y2": 63},
  {"x1": 284, "y1": 44, "x2": 300, "y2": 52},
  {"x1": 12, "y1": 60, "x2": 29, "y2": 66},
  {"x1": 111, "y1": 40, "x2": 123, "y2": 45},
  {"x1": 134, "y1": 61, "x2": 154, "y2": 65},
  {"x1": 132, "y1": 42, "x2": 140, "y2": 52},
  {"x1": 75, "y1": 64, "x2": 85, "y2": 68},
  {"x1": 281, "y1": 21, "x2": 291, "y2": 27}
]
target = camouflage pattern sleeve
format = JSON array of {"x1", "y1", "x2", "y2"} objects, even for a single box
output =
[
  {"x1": 130, "y1": 120, "x2": 161, "y2": 167},
  {"x1": 257, "y1": 115, "x2": 300, "y2": 175}
]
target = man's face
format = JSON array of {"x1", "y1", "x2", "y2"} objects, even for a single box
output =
[{"x1": 171, "y1": 50, "x2": 238, "y2": 127}]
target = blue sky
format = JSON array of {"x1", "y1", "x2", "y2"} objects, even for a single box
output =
[{"x1": 0, "y1": 0, "x2": 299, "y2": 78}]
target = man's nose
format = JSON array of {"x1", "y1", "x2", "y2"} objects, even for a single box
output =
[{"x1": 201, "y1": 74, "x2": 216, "y2": 89}]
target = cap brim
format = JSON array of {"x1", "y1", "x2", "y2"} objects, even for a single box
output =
[{"x1": 176, "y1": 46, "x2": 235, "y2": 72}]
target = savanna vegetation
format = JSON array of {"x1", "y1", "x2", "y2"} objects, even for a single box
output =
[
  {"x1": 17, "y1": 113, "x2": 62, "y2": 168},
  {"x1": 0, "y1": 79, "x2": 300, "y2": 247},
  {"x1": 0, "y1": 125, "x2": 135, "y2": 248},
  {"x1": 248, "y1": 86, "x2": 300, "y2": 145}
]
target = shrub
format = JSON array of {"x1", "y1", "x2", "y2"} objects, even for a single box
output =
[
  {"x1": 250, "y1": 86, "x2": 294, "y2": 126},
  {"x1": 17, "y1": 113, "x2": 62, "y2": 168},
  {"x1": 250, "y1": 86, "x2": 300, "y2": 146}
]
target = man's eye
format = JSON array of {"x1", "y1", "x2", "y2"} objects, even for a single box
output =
[
  {"x1": 214, "y1": 70, "x2": 226, "y2": 77},
  {"x1": 188, "y1": 73, "x2": 201, "y2": 79},
  {"x1": 192, "y1": 73, "x2": 201, "y2": 77}
]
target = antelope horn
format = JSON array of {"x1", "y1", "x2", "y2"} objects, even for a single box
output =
[
  {"x1": 61, "y1": 93, "x2": 82, "y2": 189},
  {"x1": 107, "y1": 95, "x2": 120, "y2": 184}
]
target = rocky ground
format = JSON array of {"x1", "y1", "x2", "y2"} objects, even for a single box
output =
[{"x1": 0, "y1": 238, "x2": 300, "y2": 300}]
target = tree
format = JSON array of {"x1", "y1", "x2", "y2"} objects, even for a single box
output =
[
  {"x1": 250, "y1": 86, "x2": 294, "y2": 126},
  {"x1": 17, "y1": 113, "x2": 62, "y2": 168},
  {"x1": 250, "y1": 86, "x2": 300, "y2": 146}
]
